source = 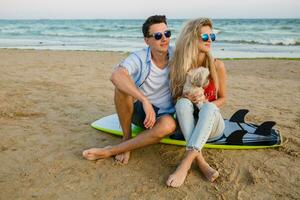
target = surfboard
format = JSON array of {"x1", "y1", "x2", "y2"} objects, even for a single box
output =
[{"x1": 91, "y1": 109, "x2": 282, "y2": 149}]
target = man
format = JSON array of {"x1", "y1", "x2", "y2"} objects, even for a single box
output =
[{"x1": 82, "y1": 15, "x2": 176, "y2": 164}]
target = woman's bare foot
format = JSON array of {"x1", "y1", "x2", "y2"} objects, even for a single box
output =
[
  {"x1": 82, "y1": 146, "x2": 112, "y2": 161},
  {"x1": 198, "y1": 162, "x2": 219, "y2": 182},
  {"x1": 115, "y1": 151, "x2": 131, "y2": 164},
  {"x1": 166, "y1": 165, "x2": 189, "y2": 188},
  {"x1": 166, "y1": 150, "x2": 198, "y2": 188}
]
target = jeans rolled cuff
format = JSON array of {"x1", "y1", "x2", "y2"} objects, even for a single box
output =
[{"x1": 186, "y1": 146, "x2": 201, "y2": 152}]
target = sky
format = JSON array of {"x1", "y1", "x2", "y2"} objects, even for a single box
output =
[{"x1": 0, "y1": 0, "x2": 299, "y2": 19}]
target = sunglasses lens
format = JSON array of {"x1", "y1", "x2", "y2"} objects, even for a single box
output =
[
  {"x1": 210, "y1": 33, "x2": 216, "y2": 41},
  {"x1": 150, "y1": 30, "x2": 171, "y2": 40},
  {"x1": 201, "y1": 34, "x2": 209, "y2": 42},
  {"x1": 201, "y1": 33, "x2": 216, "y2": 42},
  {"x1": 154, "y1": 32, "x2": 162, "y2": 40},
  {"x1": 164, "y1": 30, "x2": 171, "y2": 38}
]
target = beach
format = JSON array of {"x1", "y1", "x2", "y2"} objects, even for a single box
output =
[{"x1": 0, "y1": 49, "x2": 299, "y2": 199}]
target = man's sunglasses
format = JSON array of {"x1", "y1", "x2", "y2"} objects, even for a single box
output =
[
  {"x1": 201, "y1": 33, "x2": 216, "y2": 42},
  {"x1": 148, "y1": 30, "x2": 171, "y2": 40}
]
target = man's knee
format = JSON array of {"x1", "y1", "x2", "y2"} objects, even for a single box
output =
[
  {"x1": 153, "y1": 115, "x2": 176, "y2": 138},
  {"x1": 114, "y1": 88, "x2": 135, "y2": 120}
]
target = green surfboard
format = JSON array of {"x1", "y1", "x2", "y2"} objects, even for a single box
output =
[{"x1": 91, "y1": 110, "x2": 282, "y2": 150}]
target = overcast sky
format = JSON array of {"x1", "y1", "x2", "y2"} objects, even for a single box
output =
[{"x1": 0, "y1": 0, "x2": 299, "y2": 19}]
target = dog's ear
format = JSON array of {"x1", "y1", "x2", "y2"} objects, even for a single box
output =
[
  {"x1": 187, "y1": 69, "x2": 196, "y2": 81},
  {"x1": 202, "y1": 68, "x2": 210, "y2": 87},
  {"x1": 203, "y1": 67, "x2": 210, "y2": 76},
  {"x1": 190, "y1": 70, "x2": 201, "y2": 86},
  {"x1": 198, "y1": 68, "x2": 209, "y2": 87}
]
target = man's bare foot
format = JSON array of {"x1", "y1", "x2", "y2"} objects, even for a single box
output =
[
  {"x1": 115, "y1": 151, "x2": 131, "y2": 164},
  {"x1": 166, "y1": 166, "x2": 189, "y2": 188},
  {"x1": 82, "y1": 146, "x2": 112, "y2": 161},
  {"x1": 198, "y1": 163, "x2": 219, "y2": 182}
]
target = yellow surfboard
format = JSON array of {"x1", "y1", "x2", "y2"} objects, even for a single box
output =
[{"x1": 91, "y1": 112, "x2": 282, "y2": 150}]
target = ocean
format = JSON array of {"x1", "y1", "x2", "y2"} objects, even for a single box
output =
[{"x1": 0, "y1": 19, "x2": 299, "y2": 58}]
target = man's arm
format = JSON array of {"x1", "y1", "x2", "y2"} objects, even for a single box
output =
[{"x1": 110, "y1": 66, "x2": 156, "y2": 129}]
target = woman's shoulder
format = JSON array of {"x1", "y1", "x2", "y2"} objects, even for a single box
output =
[{"x1": 214, "y1": 58, "x2": 226, "y2": 72}]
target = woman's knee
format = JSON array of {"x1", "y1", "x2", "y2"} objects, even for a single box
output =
[
  {"x1": 175, "y1": 98, "x2": 194, "y2": 115},
  {"x1": 201, "y1": 102, "x2": 218, "y2": 112}
]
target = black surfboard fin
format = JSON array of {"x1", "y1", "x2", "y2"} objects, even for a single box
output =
[
  {"x1": 225, "y1": 130, "x2": 247, "y2": 145},
  {"x1": 229, "y1": 109, "x2": 249, "y2": 123},
  {"x1": 253, "y1": 121, "x2": 276, "y2": 136}
]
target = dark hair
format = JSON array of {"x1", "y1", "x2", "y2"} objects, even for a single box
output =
[{"x1": 142, "y1": 15, "x2": 167, "y2": 38}]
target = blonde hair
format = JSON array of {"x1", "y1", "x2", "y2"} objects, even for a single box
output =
[{"x1": 170, "y1": 18, "x2": 219, "y2": 101}]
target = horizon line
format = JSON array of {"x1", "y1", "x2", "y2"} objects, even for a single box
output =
[{"x1": 0, "y1": 17, "x2": 299, "y2": 20}]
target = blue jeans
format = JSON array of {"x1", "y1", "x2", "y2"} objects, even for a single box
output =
[{"x1": 175, "y1": 98, "x2": 225, "y2": 151}]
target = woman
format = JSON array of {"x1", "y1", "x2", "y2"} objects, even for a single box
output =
[{"x1": 167, "y1": 18, "x2": 227, "y2": 188}]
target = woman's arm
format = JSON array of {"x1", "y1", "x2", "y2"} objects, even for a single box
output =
[{"x1": 212, "y1": 59, "x2": 227, "y2": 108}]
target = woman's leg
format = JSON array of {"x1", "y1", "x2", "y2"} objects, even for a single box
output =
[
  {"x1": 166, "y1": 98, "x2": 197, "y2": 187},
  {"x1": 187, "y1": 102, "x2": 225, "y2": 182},
  {"x1": 167, "y1": 101, "x2": 224, "y2": 186},
  {"x1": 166, "y1": 150, "x2": 220, "y2": 187},
  {"x1": 166, "y1": 149, "x2": 199, "y2": 188},
  {"x1": 175, "y1": 98, "x2": 196, "y2": 142},
  {"x1": 187, "y1": 102, "x2": 224, "y2": 151},
  {"x1": 196, "y1": 152, "x2": 219, "y2": 182}
]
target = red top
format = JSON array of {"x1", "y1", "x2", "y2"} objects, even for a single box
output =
[{"x1": 204, "y1": 79, "x2": 217, "y2": 102}]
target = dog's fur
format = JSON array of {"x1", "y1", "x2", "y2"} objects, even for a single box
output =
[{"x1": 183, "y1": 67, "x2": 210, "y2": 109}]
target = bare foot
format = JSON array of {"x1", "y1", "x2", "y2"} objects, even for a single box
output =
[
  {"x1": 115, "y1": 151, "x2": 131, "y2": 164},
  {"x1": 82, "y1": 146, "x2": 112, "y2": 161},
  {"x1": 166, "y1": 166, "x2": 189, "y2": 188},
  {"x1": 198, "y1": 163, "x2": 219, "y2": 182}
]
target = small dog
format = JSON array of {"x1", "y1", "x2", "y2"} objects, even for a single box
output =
[{"x1": 183, "y1": 67, "x2": 210, "y2": 109}]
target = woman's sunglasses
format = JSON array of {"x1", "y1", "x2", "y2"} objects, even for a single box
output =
[
  {"x1": 148, "y1": 30, "x2": 171, "y2": 40},
  {"x1": 201, "y1": 33, "x2": 216, "y2": 42}
]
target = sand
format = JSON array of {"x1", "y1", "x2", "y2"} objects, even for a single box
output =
[{"x1": 0, "y1": 49, "x2": 299, "y2": 200}]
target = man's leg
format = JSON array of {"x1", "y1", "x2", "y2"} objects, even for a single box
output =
[
  {"x1": 113, "y1": 88, "x2": 134, "y2": 164},
  {"x1": 82, "y1": 115, "x2": 176, "y2": 160}
]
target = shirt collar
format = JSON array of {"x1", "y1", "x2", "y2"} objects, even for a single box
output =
[{"x1": 146, "y1": 46, "x2": 151, "y2": 64}]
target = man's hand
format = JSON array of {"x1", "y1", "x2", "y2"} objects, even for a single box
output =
[{"x1": 141, "y1": 99, "x2": 156, "y2": 129}]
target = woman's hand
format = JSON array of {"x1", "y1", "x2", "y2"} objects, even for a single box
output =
[{"x1": 184, "y1": 91, "x2": 206, "y2": 104}]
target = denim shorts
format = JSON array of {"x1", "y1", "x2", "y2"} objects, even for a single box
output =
[{"x1": 132, "y1": 101, "x2": 174, "y2": 128}]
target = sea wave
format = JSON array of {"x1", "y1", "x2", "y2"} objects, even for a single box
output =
[
  {"x1": 213, "y1": 29, "x2": 221, "y2": 34},
  {"x1": 218, "y1": 39, "x2": 300, "y2": 46},
  {"x1": 40, "y1": 31, "x2": 100, "y2": 37},
  {"x1": 48, "y1": 26, "x2": 71, "y2": 30},
  {"x1": 279, "y1": 26, "x2": 293, "y2": 30},
  {"x1": 39, "y1": 31, "x2": 143, "y2": 39},
  {"x1": 82, "y1": 27, "x2": 111, "y2": 32},
  {"x1": 0, "y1": 29, "x2": 27, "y2": 35}
]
